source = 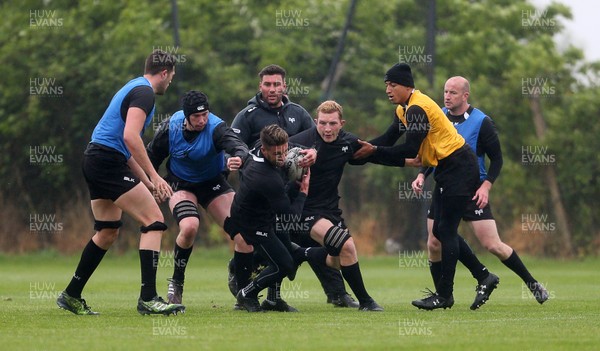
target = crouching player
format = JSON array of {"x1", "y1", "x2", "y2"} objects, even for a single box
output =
[{"x1": 224, "y1": 125, "x2": 311, "y2": 312}]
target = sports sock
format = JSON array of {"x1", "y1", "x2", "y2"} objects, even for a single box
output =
[
  {"x1": 502, "y1": 250, "x2": 535, "y2": 285},
  {"x1": 305, "y1": 247, "x2": 328, "y2": 265},
  {"x1": 65, "y1": 239, "x2": 107, "y2": 298},
  {"x1": 291, "y1": 244, "x2": 308, "y2": 264},
  {"x1": 234, "y1": 251, "x2": 254, "y2": 293},
  {"x1": 266, "y1": 282, "x2": 281, "y2": 301},
  {"x1": 308, "y1": 260, "x2": 346, "y2": 296},
  {"x1": 341, "y1": 262, "x2": 371, "y2": 304},
  {"x1": 428, "y1": 260, "x2": 442, "y2": 292},
  {"x1": 457, "y1": 235, "x2": 489, "y2": 283},
  {"x1": 306, "y1": 247, "x2": 346, "y2": 297},
  {"x1": 241, "y1": 281, "x2": 258, "y2": 299},
  {"x1": 139, "y1": 249, "x2": 159, "y2": 301},
  {"x1": 172, "y1": 243, "x2": 193, "y2": 283}
]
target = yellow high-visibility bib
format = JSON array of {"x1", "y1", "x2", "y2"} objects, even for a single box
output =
[{"x1": 396, "y1": 90, "x2": 465, "y2": 167}]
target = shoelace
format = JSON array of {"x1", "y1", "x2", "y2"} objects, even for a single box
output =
[
  {"x1": 79, "y1": 298, "x2": 93, "y2": 311},
  {"x1": 148, "y1": 297, "x2": 173, "y2": 311},
  {"x1": 419, "y1": 287, "x2": 437, "y2": 298}
]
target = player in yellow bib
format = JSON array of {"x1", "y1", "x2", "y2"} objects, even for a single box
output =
[{"x1": 354, "y1": 63, "x2": 479, "y2": 310}]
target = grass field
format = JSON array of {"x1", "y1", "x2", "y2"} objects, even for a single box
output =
[{"x1": 1, "y1": 248, "x2": 598, "y2": 351}]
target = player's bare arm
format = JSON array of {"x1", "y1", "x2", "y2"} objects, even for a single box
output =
[
  {"x1": 123, "y1": 107, "x2": 173, "y2": 201},
  {"x1": 127, "y1": 157, "x2": 153, "y2": 190}
]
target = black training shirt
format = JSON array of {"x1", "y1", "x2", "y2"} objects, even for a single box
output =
[
  {"x1": 290, "y1": 127, "x2": 362, "y2": 214},
  {"x1": 229, "y1": 148, "x2": 306, "y2": 231}
]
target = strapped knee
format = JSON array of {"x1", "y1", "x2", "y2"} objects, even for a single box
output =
[
  {"x1": 323, "y1": 226, "x2": 351, "y2": 256},
  {"x1": 140, "y1": 221, "x2": 168, "y2": 233},
  {"x1": 94, "y1": 219, "x2": 122, "y2": 231},
  {"x1": 172, "y1": 200, "x2": 200, "y2": 224}
]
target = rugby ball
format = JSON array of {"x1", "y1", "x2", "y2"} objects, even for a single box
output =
[{"x1": 284, "y1": 147, "x2": 307, "y2": 181}]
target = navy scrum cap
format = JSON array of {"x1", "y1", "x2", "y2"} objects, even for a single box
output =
[
  {"x1": 183, "y1": 90, "x2": 209, "y2": 117},
  {"x1": 384, "y1": 63, "x2": 414, "y2": 87}
]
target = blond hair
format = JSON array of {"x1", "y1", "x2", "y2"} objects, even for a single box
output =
[{"x1": 317, "y1": 100, "x2": 343, "y2": 120}]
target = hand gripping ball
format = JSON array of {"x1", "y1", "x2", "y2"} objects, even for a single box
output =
[{"x1": 284, "y1": 147, "x2": 307, "y2": 181}]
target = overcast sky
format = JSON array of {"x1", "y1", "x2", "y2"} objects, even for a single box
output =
[{"x1": 531, "y1": 0, "x2": 599, "y2": 62}]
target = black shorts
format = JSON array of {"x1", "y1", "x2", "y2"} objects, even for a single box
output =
[
  {"x1": 82, "y1": 143, "x2": 140, "y2": 201},
  {"x1": 427, "y1": 199, "x2": 494, "y2": 221},
  {"x1": 287, "y1": 211, "x2": 347, "y2": 247},
  {"x1": 166, "y1": 173, "x2": 233, "y2": 209},
  {"x1": 223, "y1": 216, "x2": 274, "y2": 244},
  {"x1": 433, "y1": 144, "x2": 479, "y2": 197}
]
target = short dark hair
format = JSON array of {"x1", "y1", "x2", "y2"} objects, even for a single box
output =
[
  {"x1": 145, "y1": 50, "x2": 176, "y2": 75},
  {"x1": 258, "y1": 64, "x2": 286, "y2": 80},
  {"x1": 260, "y1": 124, "x2": 288, "y2": 147}
]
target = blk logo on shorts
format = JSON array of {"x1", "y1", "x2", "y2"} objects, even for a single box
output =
[{"x1": 123, "y1": 176, "x2": 135, "y2": 183}]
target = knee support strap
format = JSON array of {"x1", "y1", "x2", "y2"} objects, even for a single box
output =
[
  {"x1": 323, "y1": 226, "x2": 351, "y2": 256},
  {"x1": 94, "y1": 220, "x2": 123, "y2": 231},
  {"x1": 140, "y1": 221, "x2": 168, "y2": 233},
  {"x1": 172, "y1": 200, "x2": 200, "y2": 224}
]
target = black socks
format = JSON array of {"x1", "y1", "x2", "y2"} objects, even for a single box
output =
[
  {"x1": 502, "y1": 250, "x2": 536, "y2": 285},
  {"x1": 65, "y1": 239, "x2": 107, "y2": 298},
  {"x1": 139, "y1": 249, "x2": 159, "y2": 301},
  {"x1": 341, "y1": 262, "x2": 371, "y2": 304},
  {"x1": 172, "y1": 243, "x2": 193, "y2": 283}
]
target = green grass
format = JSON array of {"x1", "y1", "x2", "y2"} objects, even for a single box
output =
[{"x1": 0, "y1": 248, "x2": 598, "y2": 351}]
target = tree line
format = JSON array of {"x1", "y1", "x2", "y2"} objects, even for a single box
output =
[{"x1": 1, "y1": 0, "x2": 598, "y2": 256}]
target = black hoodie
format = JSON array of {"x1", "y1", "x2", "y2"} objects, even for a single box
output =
[{"x1": 231, "y1": 92, "x2": 314, "y2": 148}]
